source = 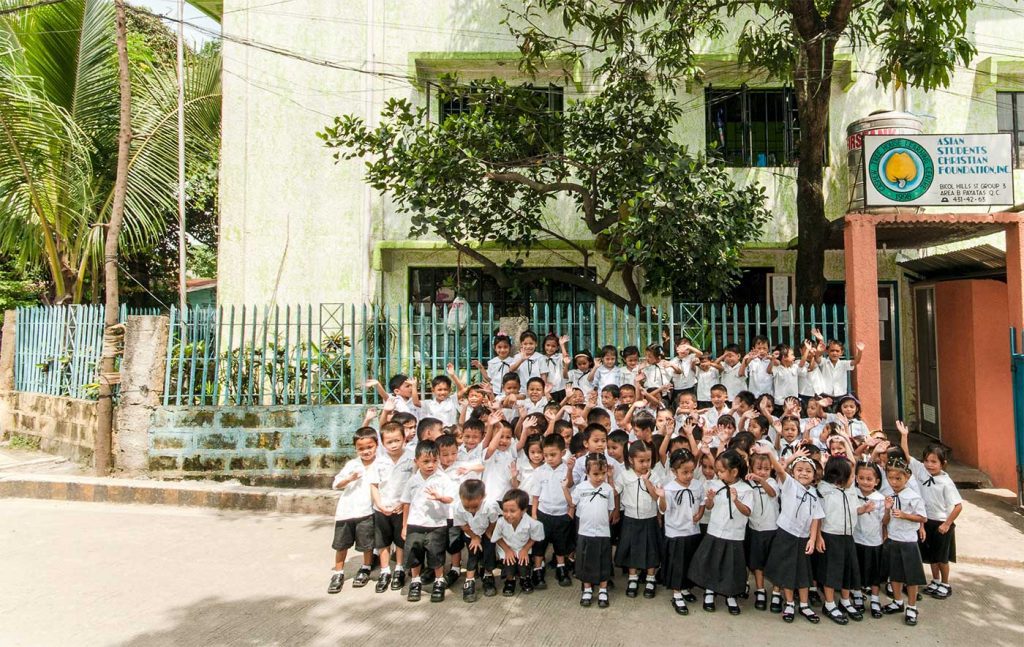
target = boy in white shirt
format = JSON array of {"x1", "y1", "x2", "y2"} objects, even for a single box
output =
[
  {"x1": 740, "y1": 336, "x2": 774, "y2": 398},
  {"x1": 419, "y1": 366, "x2": 466, "y2": 426},
  {"x1": 401, "y1": 440, "x2": 458, "y2": 603},
  {"x1": 819, "y1": 339, "x2": 865, "y2": 398},
  {"x1": 368, "y1": 422, "x2": 415, "y2": 593},
  {"x1": 368, "y1": 374, "x2": 421, "y2": 419},
  {"x1": 529, "y1": 434, "x2": 574, "y2": 588},
  {"x1": 718, "y1": 344, "x2": 746, "y2": 401},
  {"x1": 452, "y1": 479, "x2": 501, "y2": 602},
  {"x1": 327, "y1": 427, "x2": 379, "y2": 594},
  {"x1": 490, "y1": 488, "x2": 545, "y2": 596}
]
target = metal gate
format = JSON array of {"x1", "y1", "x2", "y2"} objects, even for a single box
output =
[{"x1": 1010, "y1": 328, "x2": 1024, "y2": 509}]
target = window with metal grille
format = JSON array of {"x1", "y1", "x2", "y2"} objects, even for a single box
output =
[
  {"x1": 705, "y1": 86, "x2": 800, "y2": 167},
  {"x1": 997, "y1": 92, "x2": 1024, "y2": 168}
]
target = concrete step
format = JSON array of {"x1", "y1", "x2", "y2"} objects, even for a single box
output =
[{"x1": 0, "y1": 472, "x2": 335, "y2": 515}]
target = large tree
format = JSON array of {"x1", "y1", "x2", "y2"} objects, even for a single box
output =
[
  {"x1": 321, "y1": 73, "x2": 770, "y2": 307},
  {"x1": 0, "y1": 0, "x2": 221, "y2": 303},
  {"x1": 505, "y1": 0, "x2": 977, "y2": 304}
]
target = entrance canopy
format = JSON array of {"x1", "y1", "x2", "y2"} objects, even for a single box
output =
[{"x1": 823, "y1": 211, "x2": 1019, "y2": 250}]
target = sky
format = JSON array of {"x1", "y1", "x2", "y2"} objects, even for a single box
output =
[{"x1": 131, "y1": 0, "x2": 221, "y2": 49}]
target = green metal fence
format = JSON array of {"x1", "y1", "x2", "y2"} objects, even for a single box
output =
[
  {"x1": 162, "y1": 301, "x2": 848, "y2": 406},
  {"x1": 1009, "y1": 328, "x2": 1024, "y2": 509},
  {"x1": 13, "y1": 305, "x2": 161, "y2": 399}
]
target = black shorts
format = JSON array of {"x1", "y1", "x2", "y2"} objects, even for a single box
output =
[
  {"x1": 465, "y1": 534, "x2": 497, "y2": 573},
  {"x1": 533, "y1": 511, "x2": 574, "y2": 557},
  {"x1": 333, "y1": 516, "x2": 373, "y2": 552},
  {"x1": 500, "y1": 552, "x2": 532, "y2": 579},
  {"x1": 404, "y1": 525, "x2": 448, "y2": 571},
  {"x1": 373, "y1": 510, "x2": 404, "y2": 550},
  {"x1": 446, "y1": 519, "x2": 465, "y2": 555}
]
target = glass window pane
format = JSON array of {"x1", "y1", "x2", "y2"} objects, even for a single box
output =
[{"x1": 997, "y1": 92, "x2": 1014, "y2": 132}]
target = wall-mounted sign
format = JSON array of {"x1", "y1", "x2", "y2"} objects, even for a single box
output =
[{"x1": 863, "y1": 134, "x2": 1014, "y2": 207}]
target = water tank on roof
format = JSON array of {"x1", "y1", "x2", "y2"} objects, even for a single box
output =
[{"x1": 846, "y1": 111, "x2": 923, "y2": 213}]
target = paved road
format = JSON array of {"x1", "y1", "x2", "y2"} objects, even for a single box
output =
[{"x1": 1, "y1": 498, "x2": 1022, "y2": 647}]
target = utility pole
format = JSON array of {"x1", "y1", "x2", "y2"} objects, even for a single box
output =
[
  {"x1": 95, "y1": 0, "x2": 132, "y2": 475},
  {"x1": 177, "y1": 0, "x2": 187, "y2": 321}
]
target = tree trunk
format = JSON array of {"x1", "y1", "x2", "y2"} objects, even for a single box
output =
[
  {"x1": 94, "y1": 0, "x2": 131, "y2": 475},
  {"x1": 792, "y1": 37, "x2": 836, "y2": 306}
]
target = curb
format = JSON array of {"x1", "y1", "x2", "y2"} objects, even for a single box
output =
[{"x1": 0, "y1": 473, "x2": 335, "y2": 515}]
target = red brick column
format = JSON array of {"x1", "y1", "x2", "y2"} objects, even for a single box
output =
[
  {"x1": 844, "y1": 215, "x2": 882, "y2": 430},
  {"x1": 1006, "y1": 221, "x2": 1024, "y2": 338}
]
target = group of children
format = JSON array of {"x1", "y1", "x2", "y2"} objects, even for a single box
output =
[{"x1": 328, "y1": 330, "x2": 961, "y2": 627}]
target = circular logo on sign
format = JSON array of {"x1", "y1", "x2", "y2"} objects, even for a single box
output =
[{"x1": 867, "y1": 138, "x2": 934, "y2": 202}]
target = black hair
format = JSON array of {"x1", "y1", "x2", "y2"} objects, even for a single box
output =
[
  {"x1": 493, "y1": 333, "x2": 512, "y2": 349},
  {"x1": 379, "y1": 421, "x2": 404, "y2": 440},
  {"x1": 501, "y1": 373, "x2": 521, "y2": 388},
  {"x1": 716, "y1": 414, "x2": 737, "y2": 430},
  {"x1": 733, "y1": 391, "x2": 756, "y2": 408},
  {"x1": 855, "y1": 461, "x2": 882, "y2": 489},
  {"x1": 729, "y1": 431, "x2": 755, "y2": 453},
  {"x1": 572, "y1": 351, "x2": 594, "y2": 370},
  {"x1": 607, "y1": 429, "x2": 629, "y2": 446},
  {"x1": 587, "y1": 408, "x2": 611, "y2": 425},
  {"x1": 459, "y1": 479, "x2": 486, "y2": 501},
  {"x1": 584, "y1": 452, "x2": 608, "y2": 475},
  {"x1": 669, "y1": 448, "x2": 696, "y2": 470},
  {"x1": 524, "y1": 412, "x2": 547, "y2": 428},
  {"x1": 600, "y1": 384, "x2": 620, "y2": 399},
  {"x1": 627, "y1": 439, "x2": 653, "y2": 465},
  {"x1": 618, "y1": 384, "x2": 636, "y2": 395},
  {"x1": 353, "y1": 426, "x2": 378, "y2": 444},
  {"x1": 388, "y1": 373, "x2": 410, "y2": 393},
  {"x1": 391, "y1": 411, "x2": 416, "y2": 428},
  {"x1": 468, "y1": 405, "x2": 490, "y2": 421},
  {"x1": 542, "y1": 332, "x2": 560, "y2": 350},
  {"x1": 523, "y1": 433, "x2": 543, "y2": 455},
  {"x1": 435, "y1": 434, "x2": 458, "y2": 450},
  {"x1": 430, "y1": 375, "x2": 452, "y2": 389},
  {"x1": 520, "y1": 330, "x2": 538, "y2": 343},
  {"x1": 416, "y1": 417, "x2": 443, "y2": 440},
  {"x1": 775, "y1": 343, "x2": 792, "y2": 357},
  {"x1": 749, "y1": 415, "x2": 771, "y2": 437},
  {"x1": 634, "y1": 413, "x2": 656, "y2": 431},
  {"x1": 599, "y1": 344, "x2": 618, "y2": 359},
  {"x1": 462, "y1": 418, "x2": 485, "y2": 436},
  {"x1": 415, "y1": 440, "x2": 439, "y2": 459},
  {"x1": 723, "y1": 344, "x2": 741, "y2": 355},
  {"x1": 644, "y1": 343, "x2": 664, "y2": 360},
  {"x1": 614, "y1": 404, "x2": 631, "y2": 415},
  {"x1": 527, "y1": 376, "x2": 546, "y2": 390},
  {"x1": 569, "y1": 433, "x2": 586, "y2": 455},
  {"x1": 621, "y1": 345, "x2": 640, "y2": 359},
  {"x1": 553, "y1": 419, "x2": 572, "y2": 435},
  {"x1": 749, "y1": 451, "x2": 772, "y2": 471},
  {"x1": 709, "y1": 383, "x2": 728, "y2": 395},
  {"x1": 823, "y1": 456, "x2": 853, "y2": 487},
  {"x1": 543, "y1": 402, "x2": 562, "y2": 413},
  {"x1": 668, "y1": 436, "x2": 690, "y2": 453},
  {"x1": 501, "y1": 488, "x2": 530, "y2": 511},
  {"x1": 542, "y1": 434, "x2": 566, "y2": 451},
  {"x1": 582, "y1": 424, "x2": 607, "y2": 442},
  {"x1": 922, "y1": 443, "x2": 949, "y2": 466},
  {"x1": 752, "y1": 335, "x2": 769, "y2": 347},
  {"x1": 715, "y1": 449, "x2": 748, "y2": 480}
]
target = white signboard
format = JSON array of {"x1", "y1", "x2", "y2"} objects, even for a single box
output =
[{"x1": 863, "y1": 134, "x2": 1014, "y2": 207}]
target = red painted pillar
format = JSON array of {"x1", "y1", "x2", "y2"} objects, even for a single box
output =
[
  {"x1": 1006, "y1": 222, "x2": 1024, "y2": 338},
  {"x1": 844, "y1": 215, "x2": 882, "y2": 430}
]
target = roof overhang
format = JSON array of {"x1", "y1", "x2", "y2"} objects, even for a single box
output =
[
  {"x1": 815, "y1": 212, "x2": 1024, "y2": 250},
  {"x1": 898, "y1": 244, "x2": 1006, "y2": 281}
]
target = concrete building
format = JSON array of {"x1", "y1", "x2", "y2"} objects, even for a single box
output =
[{"x1": 207, "y1": 1, "x2": 1024, "y2": 484}]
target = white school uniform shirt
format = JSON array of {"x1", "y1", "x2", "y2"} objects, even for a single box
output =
[
  {"x1": 885, "y1": 487, "x2": 927, "y2": 542},
  {"x1": 695, "y1": 366, "x2": 720, "y2": 401},
  {"x1": 452, "y1": 499, "x2": 501, "y2": 538},
  {"x1": 400, "y1": 470, "x2": 456, "y2": 528},
  {"x1": 616, "y1": 469, "x2": 661, "y2": 520},
  {"x1": 662, "y1": 480, "x2": 702, "y2": 538},
  {"x1": 593, "y1": 365, "x2": 623, "y2": 390},
  {"x1": 777, "y1": 436, "x2": 801, "y2": 459},
  {"x1": 530, "y1": 462, "x2": 570, "y2": 516},
  {"x1": 367, "y1": 452, "x2": 415, "y2": 512},
  {"x1": 879, "y1": 469, "x2": 922, "y2": 497},
  {"x1": 522, "y1": 397, "x2": 549, "y2": 416},
  {"x1": 719, "y1": 362, "x2": 745, "y2": 400},
  {"x1": 458, "y1": 442, "x2": 484, "y2": 464},
  {"x1": 516, "y1": 455, "x2": 542, "y2": 494},
  {"x1": 487, "y1": 356, "x2": 515, "y2": 395},
  {"x1": 798, "y1": 362, "x2": 821, "y2": 397},
  {"x1": 420, "y1": 395, "x2": 460, "y2": 426},
  {"x1": 772, "y1": 363, "x2": 800, "y2": 401},
  {"x1": 567, "y1": 368, "x2": 595, "y2": 395},
  {"x1": 571, "y1": 451, "x2": 624, "y2": 485},
  {"x1": 776, "y1": 477, "x2": 826, "y2": 538},
  {"x1": 621, "y1": 365, "x2": 641, "y2": 385},
  {"x1": 515, "y1": 353, "x2": 545, "y2": 393},
  {"x1": 747, "y1": 477, "x2": 780, "y2": 532},
  {"x1": 332, "y1": 460, "x2": 374, "y2": 521},
  {"x1": 745, "y1": 357, "x2": 773, "y2": 397},
  {"x1": 702, "y1": 405, "x2": 732, "y2": 430},
  {"x1": 482, "y1": 447, "x2": 517, "y2": 504},
  {"x1": 641, "y1": 364, "x2": 672, "y2": 390},
  {"x1": 669, "y1": 355, "x2": 698, "y2": 390},
  {"x1": 705, "y1": 479, "x2": 754, "y2": 540},
  {"x1": 491, "y1": 515, "x2": 545, "y2": 558},
  {"x1": 819, "y1": 358, "x2": 854, "y2": 396},
  {"x1": 572, "y1": 481, "x2": 616, "y2": 537},
  {"x1": 854, "y1": 490, "x2": 886, "y2": 547},
  {"x1": 910, "y1": 458, "x2": 963, "y2": 521},
  {"x1": 542, "y1": 353, "x2": 566, "y2": 392},
  {"x1": 817, "y1": 481, "x2": 860, "y2": 536},
  {"x1": 441, "y1": 461, "x2": 477, "y2": 486},
  {"x1": 389, "y1": 395, "x2": 421, "y2": 420}
]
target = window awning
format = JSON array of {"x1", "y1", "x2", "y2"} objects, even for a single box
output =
[
  {"x1": 814, "y1": 212, "x2": 1020, "y2": 250},
  {"x1": 898, "y1": 244, "x2": 1006, "y2": 280}
]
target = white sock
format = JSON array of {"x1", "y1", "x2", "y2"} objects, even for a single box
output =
[
  {"x1": 412, "y1": 576, "x2": 421, "y2": 584},
  {"x1": 629, "y1": 574, "x2": 640, "y2": 581},
  {"x1": 825, "y1": 601, "x2": 837, "y2": 610},
  {"x1": 726, "y1": 596, "x2": 738, "y2": 605},
  {"x1": 394, "y1": 566, "x2": 404, "y2": 573},
  {"x1": 465, "y1": 577, "x2": 475, "y2": 583},
  {"x1": 870, "y1": 594, "x2": 880, "y2": 602},
  {"x1": 841, "y1": 598, "x2": 852, "y2": 606},
  {"x1": 379, "y1": 566, "x2": 391, "y2": 576},
  {"x1": 332, "y1": 569, "x2": 344, "y2": 574},
  {"x1": 673, "y1": 592, "x2": 683, "y2": 599}
]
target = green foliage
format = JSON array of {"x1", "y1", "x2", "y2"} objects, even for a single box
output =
[
  {"x1": 8, "y1": 433, "x2": 42, "y2": 450},
  {"x1": 0, "y1": 258, "x2": 43, "y2": 323},
  {"x1": 320, "y1": 73, "x2": 769, "y2": 305}
]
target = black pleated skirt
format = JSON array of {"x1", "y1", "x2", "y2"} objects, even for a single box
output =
[
  {"x1": 663, "y1": 534, "x2": 702, "y2": 591},
  {"x1": 576, "y1": 535, "x2": 613, "y2": 585},
  {"x1": 614, "y1": 516, "x2": 662, "y2": 570},
  {"x1": 883, "y1": 539, "x2": 927, "y2": 586},
  {"x1": 816, "y1": 532, "x2": 861, "y2": 590},
  {"x1": 688, "y1": 535, "x2": 747, "y2": 596},
  {"x1": 765, "y1": 529, "x2": 815, "y2": 590},
  {"x1": 744, "y1": 527, "x2": 776, "y2": 571},
  {"x1": 920, "y1": 519, "x2": 957, "y2": 564},
  {"x1": 856, "y1": 542, "x2": 886, "y2": 587}
]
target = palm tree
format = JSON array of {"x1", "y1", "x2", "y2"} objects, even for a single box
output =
[{"x1": 0, "y1": 0, "x2": 220, "y2": 303}]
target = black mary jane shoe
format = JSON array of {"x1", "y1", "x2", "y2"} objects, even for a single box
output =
[
  {"x1": 870, "y1": 601, "x2": 883, "y2": 619},
  {"x1": 823, "y1": 604, "x2": 849, "y2": 625},
  {"x1": 727, "y1": 599, "x2": 741, "y2": 615},
  {"x1": 800, "y1": 606, "x2": 821, "y2": 624},
  {"x1": 782, "y1": 605, "x2": 796, "y2": 623},
  {"x1": 842, "y1": 602, "x2": 863, "y2": 621},
  {"x1": 702, "y1": 594, "x2": 716, "y2": 612},
  {"x1": 904, "y1": 607, "x2": 919, "y2": 627},
  {"x1": 769, "y1": 592, "x2": 783, "y2": 614},
  {"x1": 754, "y1": 590, "x2": 767, "y2": 610},
  {"x1": 597, "y1": 591, "x2": 610, "y2": 609},
  {"x1": 672, "y1": 597, "x2": 689, "y2": 615},
  {"x1": 580, "y1": 590, "x2": 594, "y2": 607},
  {"x1": 626, "y1": 578, "x2": 640, "y2": 598},
  {"x1": 882, "y1": 601, "x2": 905, "y2": 615},
  {"x1": 643, "y1": 581, "x2": 657, "y2": 599},
  {"x1": 682, "y1": 590, "x2": 697, "y2": 603}
]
